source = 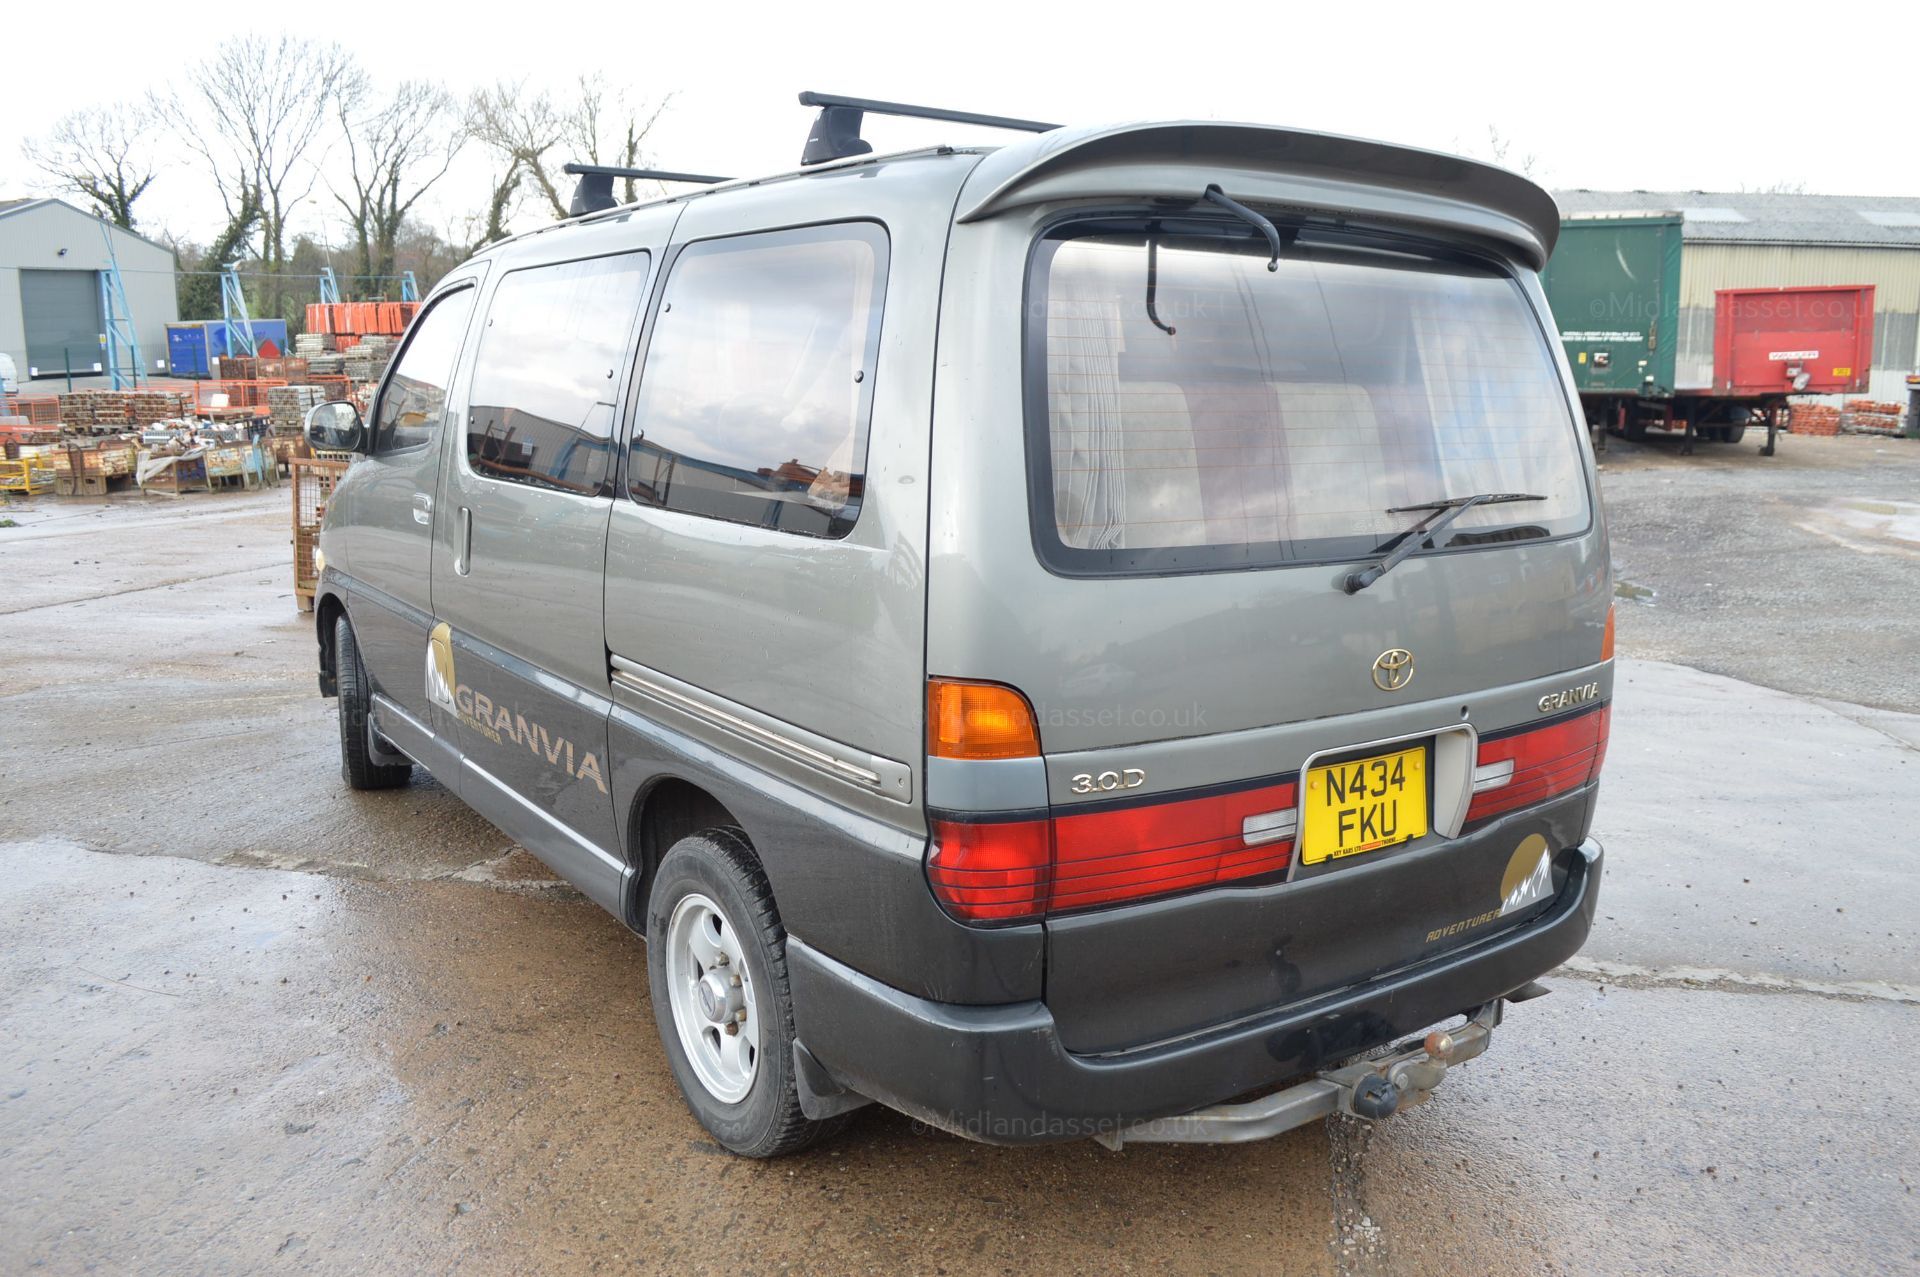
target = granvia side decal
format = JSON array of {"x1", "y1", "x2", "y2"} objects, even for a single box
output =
[{"x1": 426, "y1": 622, "x2": 608, "y2": 794}]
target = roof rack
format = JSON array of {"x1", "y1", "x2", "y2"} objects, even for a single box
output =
[
  {"x1": 798, "y1": 91, "x2": 1061, "y2": 165},
  {"x1": 564, "y1": 163, "x2": 732, "y2": 217},
  {"x1": 561, "y1": 94, "x2": 1062, "y2": 217}
]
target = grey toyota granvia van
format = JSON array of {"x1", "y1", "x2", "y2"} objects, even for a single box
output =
[{"x1": 305, "y1": 93, "x2": 1611, "y2": 1157}]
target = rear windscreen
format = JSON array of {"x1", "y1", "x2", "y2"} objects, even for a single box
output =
[{"x1": 1029, "y1": 225, "x2": 1590, "y2": 574}]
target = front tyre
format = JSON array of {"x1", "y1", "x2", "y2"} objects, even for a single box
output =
[
  {"x1": 647, "y1": 829, "x2": 844, "y2": 1157},
  {"x1": 334, "y1": 616, "x2": 412, "y2": 790}
]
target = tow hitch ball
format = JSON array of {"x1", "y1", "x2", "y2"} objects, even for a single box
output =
[{"x1": 1322, "y1": 986, "x2": 1544, "y2": 1124}]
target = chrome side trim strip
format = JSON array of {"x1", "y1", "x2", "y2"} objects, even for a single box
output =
[
  {"x1": 370, "y1": 692, "x2": 433, "y2": 743},
  {"x1": 608, "y1": 655, "x2": 912, "y2": 804}
]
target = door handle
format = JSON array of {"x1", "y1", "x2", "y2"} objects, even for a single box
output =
[
  {"x1": 455, "y1": 506, "x2": 472, "y2": 576},
  {"x1": 412, "y1": 492, "x2": 433, "y2": 525}
]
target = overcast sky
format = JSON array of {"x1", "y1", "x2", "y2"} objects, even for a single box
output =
[{"x1": 7, "y1": 0, "x2": 1911, "y2": 253}]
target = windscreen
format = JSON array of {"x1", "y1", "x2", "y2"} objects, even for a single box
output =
[{"x1": 1030, "y1": 226, "x2": 1589, "y2": 574}]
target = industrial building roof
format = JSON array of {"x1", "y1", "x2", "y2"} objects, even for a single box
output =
[
  {"x1": 1553, "y1": 190, "x2": 1920, "y2": 248},
  {"x1": 0, "y1": 196, "x2": 175, "y2": 254}
]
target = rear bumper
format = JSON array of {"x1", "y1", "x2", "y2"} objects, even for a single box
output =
[{"x1": 789, "y1": 840, "x2": 1601, "y2": 1145}]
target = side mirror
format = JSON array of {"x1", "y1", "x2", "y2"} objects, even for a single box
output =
[{"x1": 305, "y1": 401, "x2": 367, "y2": 453}]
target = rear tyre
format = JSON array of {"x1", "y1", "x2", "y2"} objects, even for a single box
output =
[
  {"x1": 647, "y1": 828, "x2": 846, "y2": 1158},
  {"x1": 334, "y1": 616, "x2": 412, "y2": 790}
]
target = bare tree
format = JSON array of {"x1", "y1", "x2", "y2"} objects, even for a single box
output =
[
  {"x1": 468, "y1": 81, "x2": 569, "y2": 220},
  {"x1": 567, "y1": 77, "x2": 672, "y2": 204},
  {"x1": 23, "y1": 105, "x2": 157, "y2": 229},
  {"x1": 1482, "y1": 126, "x2": 1540, "y2": 179},
  {"x1": 469, "y1": 77, "x2": 670, "y2": 225},
  {"x1": 333, "y1": 76, "x2": 466, "y2": 298},
  {"x1": 160, "y1": 34, "x2": 355, "y2": 313},
  {"x1": 468, "y1": 161, "x2": 523, "y2": 253}
]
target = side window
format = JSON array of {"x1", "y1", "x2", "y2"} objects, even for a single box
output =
[
  {"x1": 466, "y1": 251, "x2": 652, "y2": 495},
  {"x1": 628, "y1": 222, "x2": 888, "y2": 538},
  {"x1": 372, "y1": 287, "x2": 476, "y2": 453}
]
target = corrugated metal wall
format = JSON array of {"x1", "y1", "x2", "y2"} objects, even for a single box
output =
[{"x1": 1675, "y1": 244, "x2": 1920, "y2": 400}]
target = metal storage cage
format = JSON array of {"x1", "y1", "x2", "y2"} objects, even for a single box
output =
[{"x1": 290, "y1": 457, "x2": 350, "y2": 611}]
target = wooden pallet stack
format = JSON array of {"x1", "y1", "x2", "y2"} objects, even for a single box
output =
[
  {"x1": 268, "y1": 385, "x2": 327, "y2": 433},
  {"x1": 342, "y1": 336, "x2": 396, "y2": 385},
  {"x1": 257, "y1": 357, "x2": 310, "y2": 382},
  {"x1": 57, "y1": 390, "x2": 131, "y2": 430},
  {"x1": 128, "y1": 390, "x2": 194, "y2": 424}
]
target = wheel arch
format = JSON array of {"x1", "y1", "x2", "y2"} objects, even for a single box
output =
[
  {"x1": 316, "y1": 589, "x2": 348, "y2": 698},
  {"x1": 627, "y1": 776, "x2": 747, "y2": 931}
]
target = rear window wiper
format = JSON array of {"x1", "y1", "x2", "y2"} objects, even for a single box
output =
[{"x1": 1342, "y1": 492, "x2": 1546, "y2": 594}]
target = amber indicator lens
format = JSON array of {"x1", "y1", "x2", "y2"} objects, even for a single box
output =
[{"x1": 927, "y1": 679, "x2": 1041, "y2": 761}]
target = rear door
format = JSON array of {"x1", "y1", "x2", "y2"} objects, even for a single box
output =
[
  {"x1": 430, "y1": 220, "x2": 664, "y2": 912},
  {"x1": 929, "y1": 212, "x2": 1612, "y2": 1055}
]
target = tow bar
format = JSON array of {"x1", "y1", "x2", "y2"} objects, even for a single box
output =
[{"x1": 1094, "y1": 987, "x2": 1544, "y2": 1150}]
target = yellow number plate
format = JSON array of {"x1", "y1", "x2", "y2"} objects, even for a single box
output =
[{"x1": 1301, "y1": 746, "x2": 1428, "y2": 865}]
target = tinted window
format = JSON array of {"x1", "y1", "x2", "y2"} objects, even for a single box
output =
[
  {"x1": 373, "y1": 287, "x2": 475, "y2": 453},
  {"x1": 466, "y1": 252, "x2": 651, "y2": 494},
  {"x1": 628, "y1": 223, "x2": 887, "y2": 538},
  {"x1": 1030, "y1": 225, "x2": 1588, "y2": 574}
]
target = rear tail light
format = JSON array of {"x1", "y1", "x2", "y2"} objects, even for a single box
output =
[
  {"x1": 1601, "y1": 604, "x2": 1616, "y2": 661},
  {"x1": 928, "y1": 778, "x2": 1297, "y2": 924},
  {"x1": 1466, "y1": 704, "x2": 1610, "y2": 824},
  {"x1": 923, "y1": 816, "x2": 1052, "y2": 922}
]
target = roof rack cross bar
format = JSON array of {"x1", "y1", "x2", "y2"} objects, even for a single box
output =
[
  {"x1": 797, "y1": 90, "x2": 1060, "y2": 166},
  {"x1": 564, "y1": 163, "x2": 733, "y2": 217}
]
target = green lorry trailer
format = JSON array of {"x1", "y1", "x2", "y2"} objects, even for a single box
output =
[{"x1": 1540, "y1": 214, "x2": 1875, "y2": 455}]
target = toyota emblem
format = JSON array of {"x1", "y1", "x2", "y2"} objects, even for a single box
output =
[{"x1": 1371, "y1": 648, "x2": 1415, "y2": 692}]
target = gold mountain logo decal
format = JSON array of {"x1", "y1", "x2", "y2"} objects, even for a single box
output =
[{"x1": 426, "y1": 622, "x2": 457, "y2": 711}]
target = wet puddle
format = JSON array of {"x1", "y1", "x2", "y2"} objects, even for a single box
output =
[{"x1": 1799, "y1": 498, "x2": 1920, "y2": 554}]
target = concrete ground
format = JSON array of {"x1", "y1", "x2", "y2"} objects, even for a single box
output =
[{"x1": 2, "y1": 435, "x2": 1918, "y2": 1276}]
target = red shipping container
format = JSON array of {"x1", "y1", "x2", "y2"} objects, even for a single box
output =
[{"x1": 1712, "y1": 285, "x2": 1874, "y2": 397}]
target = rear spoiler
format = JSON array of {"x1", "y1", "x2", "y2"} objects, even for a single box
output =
[{"x1": 955, "y1": 121, "x2": 1561, "y2": 269}]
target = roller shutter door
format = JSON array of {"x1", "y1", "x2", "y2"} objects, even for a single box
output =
[{"x1": 20, "y1": 269, "x2": 102, "y2": 376}]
